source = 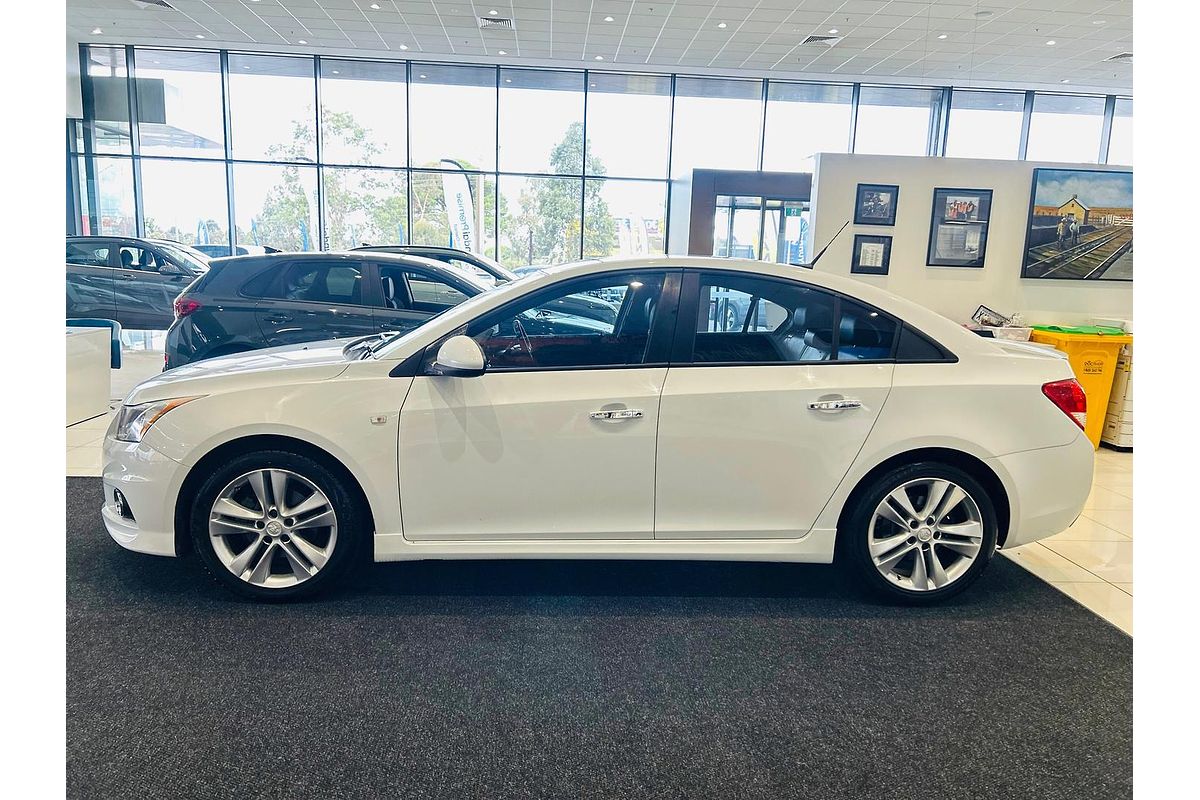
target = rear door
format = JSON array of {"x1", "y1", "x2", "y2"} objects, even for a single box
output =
[
  {"x1": 254, "y1": 258, "x2": 376, "y2": 347},
  {"x1": 374, "y1": 263, "x2": 473, "y2": 335},
  {"x1": 653, "y1": 270, "x2": 895, "y2": 539},
  {"x1": 111, "y1": 242, "x2": 182, "y2": 329},
  {"x1": 65, "y1": 240, "x2": 117, "y2": 321}
]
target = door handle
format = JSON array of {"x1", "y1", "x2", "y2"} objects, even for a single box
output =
[
  {"x1": 264, "y1": 313, "x2": 293, "y2": 324},
  {"x1": 589, "y1": 409, "x2": 644, "y2": 421},
  {"x1": 808, "y1": 398, "x2": 863, "y2": 411}
]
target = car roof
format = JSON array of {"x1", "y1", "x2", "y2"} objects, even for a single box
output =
[{"x1": 207, "y1": 250, "x2": 492, "y2": 292}]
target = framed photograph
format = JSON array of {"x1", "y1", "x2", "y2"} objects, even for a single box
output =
[
  {"x1": 851, "y1": 234, "x2": 892, "y2": 275},
  {"x1": 1021, "y1": 168, "x2": 1133, "y2": 281},
  {"x1": 927, "y1": 188, "x2": 993, "y2": 267},
  {"x1": 854, "y1": 183, "x2": 899, "y2": 226}
]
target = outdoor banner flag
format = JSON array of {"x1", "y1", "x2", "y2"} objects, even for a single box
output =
[{"x1": 440, "y1": 159, "x2": 477, "y2": 254}]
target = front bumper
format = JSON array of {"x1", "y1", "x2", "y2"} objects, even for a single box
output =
[
  {"x1": 991, "y1": 431, "x2": 1096, "y2": 549},
  {"x1": 101, "y1": 436, "x2": 187, "y2": 557}
]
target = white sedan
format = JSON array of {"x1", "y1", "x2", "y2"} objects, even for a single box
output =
[{"x1": 101, "y1": 256, "x2": 1094, "y2": 603}]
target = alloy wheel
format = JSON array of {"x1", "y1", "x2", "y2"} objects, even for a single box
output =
[
  {"x1": 208, "y1": 469, "x2": 338, "y2": 589},
  {"x1": 868, "y1": 477, "x2": 984, "y2": 592}
]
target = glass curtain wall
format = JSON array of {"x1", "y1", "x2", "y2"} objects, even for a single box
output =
[{"x1": 74, "y1": 44, "x2": 1132, "y2": 263}]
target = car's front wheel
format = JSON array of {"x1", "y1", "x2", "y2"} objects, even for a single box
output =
[
  {"x1": 843, "y1": 462, "x2": 998, "y2": 604},
  {"x1": 190, "y1": 450, "x2": 364, "y2": 600}
]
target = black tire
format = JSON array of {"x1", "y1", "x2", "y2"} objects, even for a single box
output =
[
  {"x1": 189, "y1": 449, "x2": 365, "y2": 601},
  {"x1": 842, "y1": 461, "x2": 998, "y2": 605}
]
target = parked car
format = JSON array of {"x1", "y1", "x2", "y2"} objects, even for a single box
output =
[
  {"x1": 102, "y1": 256, "x2": 1094, "y2": 603},
  {"x1": 353, "y1": 244, "x2": 619, "y2": 325},
  {"x1": 66, "y1": 235, "x2": 210, "y2": 330},
  {"x1": 164, "y1": 251, "x2": 492, "y2": 369},
  {"x1": 194, "y1": 244, "x2": 281, "y2": 259}
]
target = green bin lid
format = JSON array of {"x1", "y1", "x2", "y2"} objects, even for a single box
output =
[{"x1": 1030, "y1": 324, "x2": 1127, "y2": 336}]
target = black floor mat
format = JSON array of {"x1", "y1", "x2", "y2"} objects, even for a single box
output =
[{"x1": 67, "y1": 478, "x2": 1131, "y2": 799}]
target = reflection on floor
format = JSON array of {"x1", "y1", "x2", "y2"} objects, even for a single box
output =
[
  {"x1": 67, "y1": 338, "x2": 1132, "y2": 634},
  {"x1": 1003, "y1": 447, "x2": 1133, "y2": 635}
]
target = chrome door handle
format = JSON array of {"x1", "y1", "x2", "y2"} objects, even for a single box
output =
[
  {"x1": 589, "y1": 409, "x2": 644, "y2": 421},
  {"x1": 808, "y1": 399, "x2": 863, "y2": 411}
]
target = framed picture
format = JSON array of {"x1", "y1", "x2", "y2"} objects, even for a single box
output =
[
  {"x1": 851, "y1": 234, "x2": 892, "y2": 275},
  {"x1": 854, "y1": 183, "x2": 899, "y2": 226},
  {"x1": 1021, "y1": 168, "x2": 1133, "y2": 281},
  {"x1": 927, "y1": 188, "x2": 993, "y2": 267}
]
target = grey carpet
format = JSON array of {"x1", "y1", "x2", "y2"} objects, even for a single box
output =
[{"x1": 66, "y1": 477, "x2": 1131, "y2": 799}]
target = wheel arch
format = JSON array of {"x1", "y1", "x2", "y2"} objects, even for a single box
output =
[
  {"x1": 173, "y1": 434, "x2": 376, "y2": 556},
  {"x1": 834, "y1": 446, "x2": 1012, "y2": 551}
]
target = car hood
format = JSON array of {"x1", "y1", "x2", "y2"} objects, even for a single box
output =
[{"x1": 126, "y1": 341, "x2": 353, "y2": 404}]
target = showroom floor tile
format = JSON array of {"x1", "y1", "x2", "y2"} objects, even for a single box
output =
[
  {"x1": 1002, "y1": 447, "x2": 1133, "y2": 635},
  {"x1": 66, "y1": 349, "x2": 1133, "y2": 634}
]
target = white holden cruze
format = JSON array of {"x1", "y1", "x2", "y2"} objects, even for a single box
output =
[{"x1": 102, "y1": 256, "x2": 1094, "y2": 603}]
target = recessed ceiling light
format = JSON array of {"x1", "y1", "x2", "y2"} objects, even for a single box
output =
[
  {"x1": 332, "y1": 70, "x2": 340, "y2": 74},
  {"x1": 718, "y1": 22, "x2": 727, "y2": 29},
  {"x1": 419, "y1": 74, "x2": 427, "y2": 79},
  {"x1": 504, "y1": 78, "x2": 512, "y2": 83},
  {"x1": 242, "y1": 65, "x2": 250, "y2": 69},
  {"x1": 498, "y1": 50, "x2": 507, "y2": 55},
  {"x1": 973, "y1": 9, "x2": 993, "y2": 18},
  {"x1": 195, "y1": 34, "x2": 205, "y2": 39},
  {"x1": 1093, "y1": 19, "x2": 1107, "y2": 25},
  {"x1": 399, "y1": 44, "x2": 408, "y2": 50},
  {"x1": 370, "y1": 3, "x2": 381, "y2": 8},
  {"x1": 828, "y1": 28, "x2": 838, "y2": 34},
  {"x1": 594, "y1": 55, "x2": 604, "y2": 60},
  {"x1": 1046, "y1": 40, "x2": 1056, "y2": 45},
  {"x1": 91, "y1": 27, "x2": 102, "y2": 35},
  {"x1": 1061, "y1": 79, "x2": 1070, "y2": 83},
  {"x1": 937, "y1": 33, "x2": 948, "y2": 39},
  {"x1": 488, "y1": 9, "x2": 498, "y2": 15},
  {"x1": 604, "y1": 16, "x2": 614, "y2": 22},
  {"x1": 298, "y1": 39, "x2": 308, "y2": 45}
]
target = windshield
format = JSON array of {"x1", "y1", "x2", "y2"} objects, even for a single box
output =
[{"x1": 156, "y1": 242, "x2": 210, "y2": 272}]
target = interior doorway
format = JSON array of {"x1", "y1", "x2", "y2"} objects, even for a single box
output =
[{"x1": 712, "y1": 195, "x2": 811, "y2": 264}]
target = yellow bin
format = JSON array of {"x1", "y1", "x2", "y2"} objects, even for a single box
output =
[{"x1": 1028, "y1": 329, "x2": 1133, "y2": 449}]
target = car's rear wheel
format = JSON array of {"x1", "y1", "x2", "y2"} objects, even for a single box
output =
[
  {"x1": 189, "y1": 450, "x2": 364, "y2": 600},
  {"x1": 843, "y1": 462, "x2": 998, "y2": 604}
]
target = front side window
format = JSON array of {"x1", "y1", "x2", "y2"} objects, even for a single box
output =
[
  {"x1": 688, "y1": 273, "x2": 896, "y2": 364},
  {"x1": 118, "y1": 246, "x2": 161, "y2": 272},
  {"x1": 468, "y1": 273, "x2": 667, "y2": 370},
  {"x1": 379, "y1": 265, "x2": 468, "y2": 312},
  {"x1": 274, "y1": 262, "x2": 363, "y2": 305}
]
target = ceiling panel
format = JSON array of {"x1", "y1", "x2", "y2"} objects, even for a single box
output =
[{"x1": 67, "y1": 0, "x2": 1132, "y2": 93}]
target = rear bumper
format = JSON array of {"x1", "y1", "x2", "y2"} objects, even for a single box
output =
[
  {"x1": 101, "y1": 436, "x2": 187, "y2": 557},
  {"x1": 991, "y1": 432, "x2": 1095, "y2": 548}
]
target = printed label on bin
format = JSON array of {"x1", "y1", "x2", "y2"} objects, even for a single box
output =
[{"x1": 1082, "y1": 358, "x2": 1106, "y2": 374}]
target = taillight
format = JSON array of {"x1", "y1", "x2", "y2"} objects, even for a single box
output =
[
  {"x1": 173, "y1": 296, "x2": 202, "y2": 319},
  {"x1": 1042, "y1": 378, "x2": 1087, "y2": 430}
]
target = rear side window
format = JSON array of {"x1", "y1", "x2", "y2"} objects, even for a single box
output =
[
  {"x1": 684, "y1": 273, "x2": 899, "y2": 364},
  {"x1": 260, "y1": 262, "x2": 364, "y2": 305},
  {"x1": 896, "y1": 325, "x2": 951, "y2": 362},
  {"x1": 836, "y1": 298, "x2": 898, "y2": 361},
  {"x1": 67, "y1": 243, "x2": 110, "y2": 266}
]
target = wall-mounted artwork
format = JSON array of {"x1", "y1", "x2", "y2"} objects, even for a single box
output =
[
  {"x1": 1021, "y1": 168, "x2": 1133, "y2": 281},
  {"x1": 851, "y1": 234, "x2": 892, "y2": 275},
  {"x1": 927, "y1": 188, "x2": 993, "y2": 268},
  {"x1": 854, "y1": 183, "x2": 899, "y2": 226}
]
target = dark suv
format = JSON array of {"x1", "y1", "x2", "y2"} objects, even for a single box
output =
[
  {"x1": 353, "y1": 244, "x2": 618, "y2": 325},
  {"x1": 164, "y1": 251, "x2": 488, "y2": 369},
  {"x1": 67, "y1": 235, "x2": 210, "y2": 329}
]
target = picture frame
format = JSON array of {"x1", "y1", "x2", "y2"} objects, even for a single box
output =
[
  {"x1": 850, "y1": 234, "x2": 892, "y2": 275},
  {"x1": 927, "y1": 187, "x2": 993, "y2": 268},
  {"x1": 854, "y1": 183, "x2": 900, "y2": 226},
  {"x1": 1020, "y1": 167, "x2": 1133, "y2": 281}
]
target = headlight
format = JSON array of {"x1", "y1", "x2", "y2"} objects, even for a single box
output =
[{"x1": 113, "y1": 397, "x2": 202, "y2": 443}]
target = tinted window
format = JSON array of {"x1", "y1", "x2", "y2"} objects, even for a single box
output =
[
  {"x1": 896, "y1": 325, "x2": 949, "y2": 362},
  {"x1": 468, "y1": 273, "x2": 666, "y2": 370},
  {"x1": 691, "y1": 274, "x2": 836, "y2": 363},
  {"x1": 272, "y1": 262, "x2": 364, "y2": 305},
  {"x1": 689, "y1": 274, "x2": 897, "y2": 364},
  {"x1": 837, "y1": 298, "x2": 898, "y2": 361},
  {"x1": 67, "y1": 242, "x2": 110, "y2": 267},
  {"x1": 117, "y1": 246, "x2": 161, "y2": 272}
]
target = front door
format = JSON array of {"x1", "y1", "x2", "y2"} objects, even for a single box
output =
[
  {"x1": 254, "y1": 259, "x2": 376, "y2": 347},
  {"x1": 397, "y1": 271, "x2": 679, "y2": 541},
  {"x1": 654, "y1": 270, "x2": 895, "y2": 539}
]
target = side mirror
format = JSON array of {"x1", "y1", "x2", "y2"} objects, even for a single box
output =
[
  {"x1": 159, "y1": 262, "x2": 183, "y2": 276},
  {"x1": 429, "y1": 335, "x2": 486, "y2": 377}
]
